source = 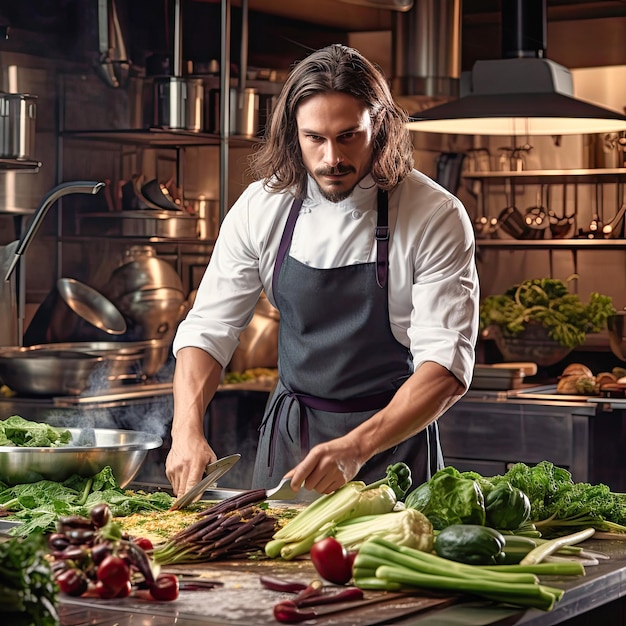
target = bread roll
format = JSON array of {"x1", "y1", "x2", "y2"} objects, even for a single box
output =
[
  {"x1": 557, "y1": 374, "x2": 596, "y2": 395},
  {"x1": 595, "y1": 372, "x2": 617, "y2": 388},
  {"x1": 561, "y1": 363, "x2": 593, "y2": 378}
]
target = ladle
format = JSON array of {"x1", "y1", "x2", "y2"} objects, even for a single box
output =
[
  {"x1": 524, "y1": 185, "x2": 549, "y2": 236},
  {"x1": 549, "y1": 184, "x2": 575, "y2": 239},
  {"x1": 589, "y1": 183, "x2": 603, "y2": 236},
  {"x1": 602, "y1": 183, "x2": 626, "y2": 239},
  {"x1": 473, "y1": 187, "x2": 499, "y2": 238}
]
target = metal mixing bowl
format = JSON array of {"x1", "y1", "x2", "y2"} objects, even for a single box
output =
[
  {"x1": 0, "y1": 427, "x2": 162, "y2": 486},
  {"x1": 0, "y1": 347, "x2": 106, "y2": 396}
]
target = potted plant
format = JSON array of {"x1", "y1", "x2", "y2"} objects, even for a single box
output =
[{"x1": 479, "y1": 276, "x2": 616, "y2": 366}]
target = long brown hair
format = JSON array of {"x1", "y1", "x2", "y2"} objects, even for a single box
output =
[{"x1": 248, "y1": 44, "x2": 414, "y2": 198}]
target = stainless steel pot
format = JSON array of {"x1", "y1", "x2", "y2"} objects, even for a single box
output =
[
  {"x1": 114, "y1": 287, "x2": 186, "y2": 341},
  {"x1": 153, "y1": 76, "x2": 204, "y2": 131},
  {"x1": 0, "y1": 346, "x2": 105, "y2": 396},
  {"x1": 208, "y1": 87, "x2": 259, "y2": 136},
  {"x1": 25, "y1": 339, "x2": 172, "y2": 380},
  {"x1": 119, "y1": 210, "x2": 198, "y2": 238},
  {"x1": 187, "y1": 196, "x2": 219, "y2": 239},
  {"x1": 105, "y1": 245, "x2": 184, "y2": 301},
  {"x1": 0, "y1": 93, "x2": 37, "y2": 160}
]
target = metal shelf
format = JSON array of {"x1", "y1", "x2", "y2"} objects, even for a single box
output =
[
  {"x1": 61, "y1": 128, "x2": 257, "y2": 148},
  {"x1": 0, "y1": 157, "x2": 41, "y2": 171},
  {"x1": 476, "y1": 238, "x2": 626, "y2": 250},
  {"x1": 464, "y1": 168, "x2": 626, "y2": 185}
]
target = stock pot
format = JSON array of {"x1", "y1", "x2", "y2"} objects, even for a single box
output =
[{"x1": 0, "y1": 92, "x2": 37, "y2": 160}]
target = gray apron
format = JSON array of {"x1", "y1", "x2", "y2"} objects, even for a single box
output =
[{"x1": 252, "y1": 189, "x2": 443, "y2": 490}]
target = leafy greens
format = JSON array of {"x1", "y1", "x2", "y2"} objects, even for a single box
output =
[
  {"x1": 479, "y1": 277, "x2": 615, "y2": 348},
  {"x1": 0, "y1": 415, "x2": 71, "y2": 448},
  {"x1": 0, "y1": 532, "x2": 59, "y2": 625},
  {"x1": 466, "y1": 461, "x2": 626, "y2": 537},
  {"x1": 0, "y1": 466, "x2": 174, "y2": 536},
  {"x1": 404, "y1": 466, "x2": 486, "y2": 529}
]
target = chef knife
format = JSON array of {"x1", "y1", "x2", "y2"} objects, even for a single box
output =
[{"x1": 170, "y1": 453, "x2": 241, "y2": 510}]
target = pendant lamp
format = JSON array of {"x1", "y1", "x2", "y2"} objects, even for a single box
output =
[{"x1": 406, "y1": 0, "x2": 626, "y2": 136}]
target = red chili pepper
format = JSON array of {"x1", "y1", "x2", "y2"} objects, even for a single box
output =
[
  {"x1": 149, "y1": 573, "x2": 180, "y2": 602},
  {"x1": 273, "y1": 600, "x2": 317, "y2": 623},
  {"x1": 259, "y1": 575, "x2": 308, "y2": 593},
  {"x1": 292, "y1": 580, "x2": 324, "y2": 605},
  {"x1": 298, "y1": 586, "x2": 364, "y2": 607}
]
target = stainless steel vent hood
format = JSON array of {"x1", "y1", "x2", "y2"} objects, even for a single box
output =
[
  {"x1": 407, "y1": 0, "x2": 626, "y2": 135},
  {"x1": 391, "y1": 0, "x2": 462, "y2": 113}
]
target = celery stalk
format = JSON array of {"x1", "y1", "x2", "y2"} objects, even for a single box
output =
[{"x1": 266, "y1": 482, "x2": 396, "y2": 558}]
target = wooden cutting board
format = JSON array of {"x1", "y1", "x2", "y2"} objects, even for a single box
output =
[{"x1": 62, "y1": 558, "x2": 457, "y2": 625}]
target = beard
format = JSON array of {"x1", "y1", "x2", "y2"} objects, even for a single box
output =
[{"x1": 313, "y1": 163, "x2": 357, "y2": 203}]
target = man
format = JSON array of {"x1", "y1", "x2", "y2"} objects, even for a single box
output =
[{"x1": 166, "y1": 44, "x2": 479, "y2": 498}]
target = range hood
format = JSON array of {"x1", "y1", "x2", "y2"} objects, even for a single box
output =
[
  {"x1": 407, "y1": 0, "x2": 626, "y2": 136},
  {"x1": 392, "y1": 0, "x2": 462, "y2": 112}
]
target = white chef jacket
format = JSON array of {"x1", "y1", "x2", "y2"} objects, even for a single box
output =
[{"x1": 173, "y1": 170, "x2": 480, "y2": 389}]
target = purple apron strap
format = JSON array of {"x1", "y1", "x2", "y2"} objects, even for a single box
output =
[
  {"x1": 272, "y1": 195, "x2": 303, "y2": 297},
  {"x1": 375, "y1": 188, "x2": 389, "y2": 289}
]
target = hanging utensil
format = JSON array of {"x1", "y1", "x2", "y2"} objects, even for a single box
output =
[
  {"x1": 549, "y1": 184, "x2": 575, "y2": 239},
  {"x1": 589, "y1": 183, "x2": 603, "y2": 236},
  {"x1": 602, "y1": 183, "x2": 626, "y2": 239},
  {"x1": 524, "y1": 185, "x2": 549, "y2": 235},
  {"x1": 169, "y1": 453, "x2": 242, "y2": 510}
]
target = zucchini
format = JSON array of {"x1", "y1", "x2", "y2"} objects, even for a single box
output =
[{"x1": 435, "y1": 524, "x2": 505, "y2": 565}]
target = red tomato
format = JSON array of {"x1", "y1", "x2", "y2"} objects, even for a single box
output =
[
  {"x1": 309, "y1": 537, "x2": 353, "y2": 585},
  {"x1": 149, "y1": 573, "x2": 180, "y2": 601},
  {"x1": 133, "y1": 537, "x2": 154, "y2": 551},
  {"x1": 96, "y1": 555, "x2": 130, "y2": 594},
  {"x1": 56, "y1": 568, "x2": 88, "y2": 597},
  {"x1": 115, "y1": 579, "x2": 133, "y2": 598},
  {"x1": 95, "y1": 580, "x2": 118, "y2": 599}
]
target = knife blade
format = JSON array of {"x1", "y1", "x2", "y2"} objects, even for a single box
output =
[{"x1": 169, "y1": 453, "x2": 241, "y2": 510}]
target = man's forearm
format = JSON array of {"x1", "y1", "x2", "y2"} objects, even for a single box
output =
[
  {"x1": 346, "y1": 361, "x2": 465, "y2": 462},
  {"x1": 172, "y1": 347, "x2": 224, "y2": 435}
]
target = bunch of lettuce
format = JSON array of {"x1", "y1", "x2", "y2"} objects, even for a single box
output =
[
  {"x1": 0, "y1": 466, "x2": 173, "y2": 536},
  {"x1": 404, "y1": 466, "x2": 486, "y2": 530},
  {"x1": 479, "y1": 277, "x2": 615, "y2": 348},
  {"x1": 0, "y1": 415, "x2": 71, "y2": 448}
]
